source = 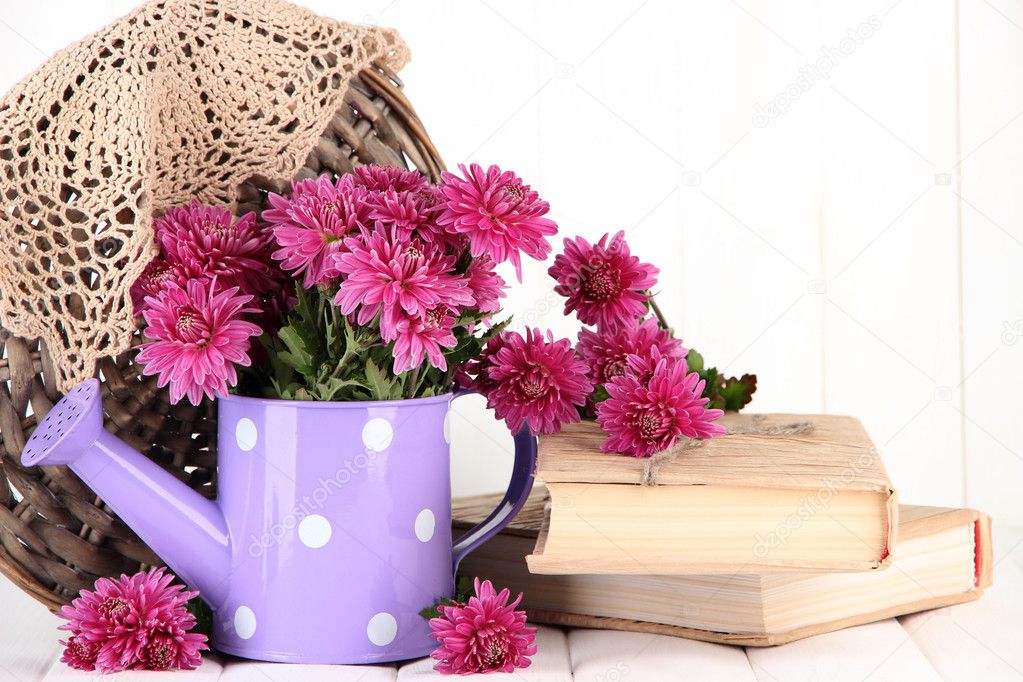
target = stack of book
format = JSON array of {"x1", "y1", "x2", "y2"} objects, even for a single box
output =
[{"x1": 453, "y1": 413, "x2": 992, "y2": 646}]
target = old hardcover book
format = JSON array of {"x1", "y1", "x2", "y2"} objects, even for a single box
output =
[
  {"x1": 528, "y1": 414, "x2": 897, "y2": 573},
  {"x1": 453, "y1": 490, "x2": 992, "y2": 647}
]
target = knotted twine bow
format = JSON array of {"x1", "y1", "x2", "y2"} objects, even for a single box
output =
[{"x1": 639, "y1": 415, "x2": 817, "y2": 486}]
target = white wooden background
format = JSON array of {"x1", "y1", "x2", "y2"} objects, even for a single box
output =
[{"x1": 0, "y1": 0, "x2": 1020, "y2": 525}]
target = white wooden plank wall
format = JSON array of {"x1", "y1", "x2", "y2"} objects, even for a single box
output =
[{"x1": 0, "y1": 1, "x2": 1020, "y2": 523}]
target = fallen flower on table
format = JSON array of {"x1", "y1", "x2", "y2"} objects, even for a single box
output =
[
  {"x1": 58, "y1": 567, "x2": 208, "y2": 673},
  {"x1": 425, "y1": 577, "x2": 537, "y2": 675}
]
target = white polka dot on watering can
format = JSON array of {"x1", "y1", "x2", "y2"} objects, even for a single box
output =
[
  {"x1": 298, "y1": 514, "x2": 332, "y2": 548},
  {"x1": 367, "y1": 612, "x2": 398, "y2": 646},
  {"x1": 234, "y1": 605, "x2": 257, "y2": 639},
  {"x1": 415, "y1": 508, "x2": 435, "y2": 542},
  {"x1": 235, "y1": 418, "x2": 258, "y2": 451},
  {"x1": 362, "y1": 417, "x2": 393, "y2": 452}
]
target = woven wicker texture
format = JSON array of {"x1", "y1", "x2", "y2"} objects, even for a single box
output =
[{"x1": 0, "y1": 2, "x2": 443, "y2": 611}]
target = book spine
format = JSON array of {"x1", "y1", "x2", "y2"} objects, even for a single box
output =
[
  {"x1": 975, "y1": 514, "x2": 993, "y2": 589},
  {"x1": 879, "y1": 488, "x2": 899, "y2": 568}
]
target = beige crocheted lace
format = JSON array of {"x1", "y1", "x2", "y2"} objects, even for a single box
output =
[{"x1": 0, "y1": 0, "x2": 409, "y2": 391}]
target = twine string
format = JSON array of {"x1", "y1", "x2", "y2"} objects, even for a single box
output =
[{"x1": 639, "y1": 416, "x2": 817, "y2": 486}]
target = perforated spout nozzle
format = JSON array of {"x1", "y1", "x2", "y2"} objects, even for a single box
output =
[{"x1": 22, "y1": 378, "x2": 104, "y2": 466}]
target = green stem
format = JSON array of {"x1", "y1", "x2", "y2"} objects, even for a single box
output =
[
  {"x1": 328, "y1": 299, "x2": 341, "y2": 334},
  {"x1": 405, "y1": 366, "x2": 422, "y2": 399},
  {"x1": 442, "y1": 365, "x2": 456, "y2": 392},
  {"x1": 331, "y1": 331, "x2": 378, "y2": 380},
  {"x1": 648, "y1": 294, "x2": 671, "y2": 332}
]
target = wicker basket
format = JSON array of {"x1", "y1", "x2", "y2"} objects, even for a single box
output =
[{"x1": 0, "y1": 62, "x2": 444, "y2": 611}]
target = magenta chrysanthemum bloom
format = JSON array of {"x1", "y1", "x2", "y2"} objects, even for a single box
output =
[
  {"x1": 392, "y1": 306, "x2": 458, "y2": 373},
  {"x1": 596, "y1": 350, "x2": 725, "y2": 456},
  {"x1": 334, "y1": 228, "x2": 474, "y2": 340},
  {"x1": 60, "y1": 635, "x2": 100, "y2": 671},
  {"x1": 154, "y1": 201, "x2": 277, "y2": 297},
  {"x1": 58, "y1": 567, "x2": 208, "y2": 673},
  {"x1": 367, "y1": 188, "x2": 439, "y2": 241},
  {"x1": 466, "y1": 255, "x2": 507, "y2": 314},
  {"x1": 129, "y1": 257, "x2": 188, "y2": 313},
  {"x1": 263, "y1": 175, "x2": 372, "y2": 287},
  {"x1": 577, "y1": 318, "x2": 687, "y2": 386},
  {"x1": 437, "y1": 163, "x2": 558, "y2": 280},
  {"x1": 351, "y1": 164, "x2": 428, "y2": 193},
  {"x1": 482, "y1": 328, "x2": 592, "y2": 436},
  {"x1": 407, "y1": 185, "x2": 466, "y2": 253},
  {"x1": 429, "y1": 578, "x2": 537, "y2": 675},
  {"x1": 136, "y1": 279, "x2": 262, "y2": 405},
  {"x1": 549, "y1": 230, "x2": 659, "y2": 331}
]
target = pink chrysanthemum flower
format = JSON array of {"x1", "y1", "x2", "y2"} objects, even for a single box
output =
[
  {"x1": 129, "y1": 257, "x2": 188, "y2": 313},
  {"x1": 367, "y1": 188, "x2": 440, "y2": 241},
  {"x1": 136, "y1": 279, "x2": 262, "y2": 405},
  {"x1": 334, "y1": 228, "x2": 474, "y2": 340},
  {"x1": 466, "y1": 255, "x2": 507, "y2": 314},
  {"x1": 154, "y1": 201, "x2": 277, "y2": 297},
  {"x1": 577, "y1": 318, "x2": 687, "y2": 386},
  {"x1": 58, "y1": 568, "x2": 208, "y2": 673},
  {"x1": 428, "y1": 578, "x2": 537, "y2": 675},
  {"x1": 437, "y1": 163, "x2": 558, "y2": 280},
  {"x1": 351, "y1": 164, "x2": 428, "y2": 193},
  {"x1": 596, "y1": 350, "x2": 725, "y2": 456},
  {"x1": 482, "y1": 328, "x2": 592, "y2": 436},
  {"x1": 407, "y1": 186, "x2": 466, "y2": 252},
  {"x1": 263, "y1": 175, "x2": 372, "y2": 287},
  {"x1": 60, "y1": 635, "x2": 100, "y2": 671},
  {"x1": 549, "y1": 230, "x2": 659, "y2": 331},
  {"x1": 392, "y1": 306, "x2": 458, "y2": 373}
]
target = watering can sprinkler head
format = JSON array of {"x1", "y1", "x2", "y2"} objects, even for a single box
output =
[{"x1": 22, "y1": 378, "x2": 105, "y2": 467}]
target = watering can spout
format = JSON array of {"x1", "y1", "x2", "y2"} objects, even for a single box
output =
[{"x1": 21, "y1": 379, "x2": 231, "y2": 605}]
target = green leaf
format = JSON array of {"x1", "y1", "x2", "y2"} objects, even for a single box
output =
[
  {"x1": 365, "y1": 358, "x2": 402, "y2": 400},
  {"x1": 269, "y1": 285, "x2": 329, "y2": 381},
  {"x1": 419, "y1": 597, "x2": 455, "y2": 621},
  {"x1": 719, "y1": 373, "x2": 758, "y2": 411},
  {"x1": 315, "y1": 377, "x2": 369, "y2": 402},
  {"x1": 419, "y1": 576, "x2": 476, "y2": 621},
  {"x1": 276, "y1": 326, "x2": 317, "y2": 375},
  {"x1": 455, "y1": 575, "x2": 473, "y2": 597},
  {"x1": 480, "y1": 317, "x2": 511, "y2": 343},
  {"x1": 687, "y1": 347, "x2": 757, "y2": 413},
  {"x1": 186, "y1": 596, "x2": 213, "y2": 638}
]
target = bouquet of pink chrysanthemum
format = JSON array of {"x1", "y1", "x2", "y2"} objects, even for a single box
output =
[
  {"x1": 131, "y1": 163, "x2": 558, "y2": 403},
  {"x1": 131, "y1": 162, "x2": 752, "y2": 456}
]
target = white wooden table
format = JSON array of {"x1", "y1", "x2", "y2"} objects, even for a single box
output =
[{"x1": 3, "y1": 524, "x2": 1021, "y2": 682}]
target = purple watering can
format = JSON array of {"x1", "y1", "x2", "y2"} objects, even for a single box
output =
[{"x1": 22, "y1": 379, "x2": 536, "y2": 664}]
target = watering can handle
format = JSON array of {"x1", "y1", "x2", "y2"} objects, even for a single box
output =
[{"x1": 450, "y1": 391, "x2": 537, "y2": 577}]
